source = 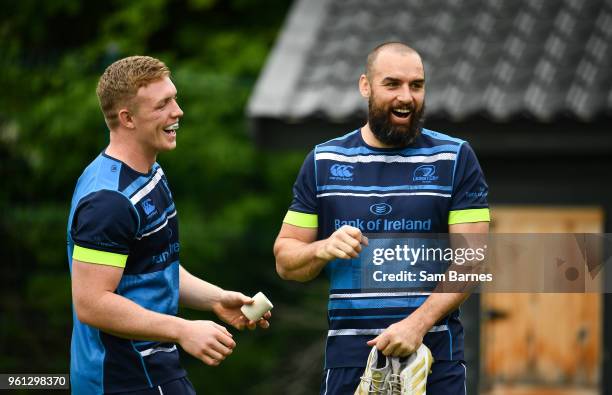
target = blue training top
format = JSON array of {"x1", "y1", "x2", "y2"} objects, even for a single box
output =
[
  {"x1": 67, "y1": 152, "x2": 185, "y2": 394},
  {"x1": 283, "y1": 128, "x2": 490, "y2": 369}
]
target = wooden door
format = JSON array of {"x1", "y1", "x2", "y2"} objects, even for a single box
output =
[{"x1": 481, "y1": 206, "x2": 603, "y2": 395}]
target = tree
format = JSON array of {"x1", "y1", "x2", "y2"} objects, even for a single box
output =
[{"x1": 1, "y1": 1, "x2": 329, "y2": 393}]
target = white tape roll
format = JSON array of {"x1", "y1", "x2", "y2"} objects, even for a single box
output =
[{"x1": 240, "y1": 292, "x2": 273, "y2": 321}]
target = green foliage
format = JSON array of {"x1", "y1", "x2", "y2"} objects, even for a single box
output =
[{"x1": 0, "y1": 0, "x2": 331, "y2": 393}]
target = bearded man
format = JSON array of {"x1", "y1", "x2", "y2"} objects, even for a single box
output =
[{"x1": 273, "y1": 42, "x2": 490, "y2": 394}]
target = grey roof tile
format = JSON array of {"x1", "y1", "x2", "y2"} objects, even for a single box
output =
[
  {"x1": 249, "y1": 0, "x2": 612, "y2": 122},
  {"x1": 596, "y1": 10, "x2": 612, "y2": 36},
  {"x1": 291, "y1": 87, "x2": 324, "y2": 119}
]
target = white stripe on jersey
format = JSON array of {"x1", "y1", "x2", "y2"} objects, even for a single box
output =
[
  {"x1": 136, "y1": 210, "x2": 177, "y2": 240},
  {"x1": 139, "y1": 344, "x2": 177, "y2": 357},
  {"x1": 323, "y1": 369, "x2": 330, "y2": 395},
  {"x1": 317, "y1": 191, "x2": 451, "y2": 198},
  {"x1": 329, "y1": 292, "x2": 432, "y2": 299},
  {"x1": 315, "y1": 152, "x2": 456, "y2": 164},
  {"x1": 130, "y1": 168, "x2": 164, "y2": 205}
]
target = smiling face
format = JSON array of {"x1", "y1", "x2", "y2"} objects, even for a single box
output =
[
  {"x1": 360, "y1": 47, "x2": 425, "y2": 147},
  {"x1": 128, "y1": 76, "x2": 183, "y2": 155}
]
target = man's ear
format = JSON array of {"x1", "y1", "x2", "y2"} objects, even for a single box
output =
[
  {"x1": 359, "y1": 74, "x2": 371, "y2": 99},
  {"x1": 117, "y1": 107, "x2": 135, "y2": 129}
]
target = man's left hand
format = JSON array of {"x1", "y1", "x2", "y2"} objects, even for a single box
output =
[
  {"x1": 212, "y1": 291, "x2": 271, "y2": 331},
  {"x1": 366, "y1": 317, "x2": 427, "y2": 357}
]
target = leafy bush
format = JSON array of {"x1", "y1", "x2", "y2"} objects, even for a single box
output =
[{"x1": 1, "y1": 1, "x2": 329, "y2": 393}]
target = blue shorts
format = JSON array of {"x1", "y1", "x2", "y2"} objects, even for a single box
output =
[
  {"x1": 320, "y1": 360, "x2": 466, "y2": 395},
  {"x1": 108, "y1": 377, "x2": 196, "y2": 395}
]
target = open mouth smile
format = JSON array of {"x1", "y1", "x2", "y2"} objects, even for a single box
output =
[
  {"x1": 391, "y1": 108, "x2": 412, "y2": 119},
  {"x1": 163, "y1": 122, "x2": 179, "y2": 135}
]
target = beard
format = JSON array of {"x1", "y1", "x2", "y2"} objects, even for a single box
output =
[{"x1": 368, "y1": 98, "x2": 425, "y2": 148}]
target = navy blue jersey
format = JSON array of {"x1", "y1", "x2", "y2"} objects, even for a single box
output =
[
  {"x1": 283, "y1": 129, "x2": 489, "y2": 369},
  {"x1": 67, "y1": 152, "x2": 185, "y2": 394}
]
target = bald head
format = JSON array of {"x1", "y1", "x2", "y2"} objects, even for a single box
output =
[{"x1": 366, "y1": 42, "x2": 421, "y2": 80}]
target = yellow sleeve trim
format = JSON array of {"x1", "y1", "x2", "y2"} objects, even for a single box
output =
[
  {"x1": 73, "y1": 245, "x2": 128, "y2": 268},
  {"x1": 448, "y1": 208, "x2": 490, "y2": 224},
  {"x1": 283, "y1": 210, "x2": 318, "y2": 228}
]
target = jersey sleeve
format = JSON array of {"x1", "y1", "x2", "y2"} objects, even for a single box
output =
[
  {"x1": 448, "y1": 143, "x2": 490, "y2": 225},
  {"x1": 70, "y1": 190, "x2": 139, "y2": 267},
  {"x1": 283, "y1": 149, "x2": 318, "y2": 228}
]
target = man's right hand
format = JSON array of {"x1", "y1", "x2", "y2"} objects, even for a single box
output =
[
  {"x1": 177, "y1": 320, "x2": 236, "y2": 366},
  {"x1": 315, "y1": 225, "x2": 369, "y2": 261}
]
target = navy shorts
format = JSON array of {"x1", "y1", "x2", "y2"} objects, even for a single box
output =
[
  {"x1": 108, "y1": 377, "x2": 196, "y2": 395},
  {"x1": 320, "y1": 360, "x2": 466, "y2": 395}
]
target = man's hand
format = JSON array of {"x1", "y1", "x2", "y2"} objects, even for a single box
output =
[
  {"x1": 273, "y1": 224, "x2": 368, "y2": 282},
  {"x1": 177, "y1": 320, "x2": 236, "y2": 366},
  {"x1": 367, "y1": 316, "x2": 428, "y2": 357},
  {"x1": 315, "y1": 225, "x2": 369, "y2": 261},
  {"x1": 212, "y1": 290, "x2": 271, "y2": 331}
]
